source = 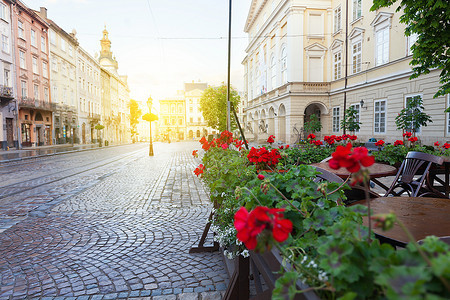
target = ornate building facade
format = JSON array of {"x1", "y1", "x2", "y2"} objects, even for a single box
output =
[
  {"x1": 184, "y1": 81, "x2": 214, "y2": 140},
  {"x1": 13, "y1": 0, "x2": 51, "y2": 147},
  {"x1": 159, "y1": 95, "x2": 185, "y2": 142},
  {"x1": 242, "y1": 0, "x2": 448, "y2": 145}
]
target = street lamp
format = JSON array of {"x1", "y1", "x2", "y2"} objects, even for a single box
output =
[{"x1": 147, "y1": 96, "x2": 154, "y2": 156}]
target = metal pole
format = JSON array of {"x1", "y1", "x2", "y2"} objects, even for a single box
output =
[
  {"x1": 149, "y1": 121, "x2": 154, "y2": 156},
  {"x1": 226, "y1": 0, "x2": 232, "y2": 132}
]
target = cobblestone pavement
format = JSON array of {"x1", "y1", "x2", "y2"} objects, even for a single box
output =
[{"x1": 0, "y1": 142, "x2": 228, "y2": 299}]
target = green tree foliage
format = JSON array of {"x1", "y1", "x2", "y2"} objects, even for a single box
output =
[
  {"x1": 303, "y1": 114, "x2": 322, "y2": 135},
  {"x1": 341, "y1": 106, "x2": 361, "y2": 133},
  {"x1": 142, "y1": 113, "x2": 158, "y2": 122},
  {"x1": 371, "y1": 0, "x2": 450, "y2": 98},
  {"x1": 128, "y1": 99, "x2": 142, "y2": 142},
  {"x1": 395, "y1": 95, "x2": 432, "y2": 136},
  {"x1": 199, "y1": 84, "x2": 240, "y2": 132}
]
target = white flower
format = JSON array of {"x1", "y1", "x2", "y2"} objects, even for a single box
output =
[
  {"x1": 236, "y1": 239, "x2": 242, "y2": 246},
  {"x1": 241, "y1": 250, "x2": 249, "y2": 258}
]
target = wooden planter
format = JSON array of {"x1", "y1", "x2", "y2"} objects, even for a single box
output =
[{"x1": 222, "y1": 248, "x2": 320, "y2": 300}]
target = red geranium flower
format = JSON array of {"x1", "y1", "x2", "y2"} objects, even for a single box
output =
[
  {"x1": 199, "y1": 136, "x2": 207, "y2": 145},
  {"x1": 313, "y1": 140, "x2": 323, "y2": 146},
  {"x1": 285, "y1": 145, "x2": 289, "y2": 149},
  {"x1": 257, "y1": 174, "x2": 265, "y2": 180},
  {"x1": 307, "y1": 133, "x2": 316, "y2": 140},
  {"x1": 192, "y1": 150, "x2": 198, "y2": 157},
  {"x1": 329, "y1": 143, "x2": 374, "y2": 173},
  {"x1": 443, "y1": 143, "x2": 450, "y2": 149},
  {"x1": 194, "y1": 164, "x2": 205, "y2": 177},
  {"x1": 403, "y1": 132, "x2": 412, "y2": 138},
  {"x1": 335, "y1": 136, "x2": 342, "y2": 142},
  {"x1": 221, "y1": 143, "x2": 229, "y2": 150},
  {"x1": 408, "y1": 136, "x2": 418, "y2": 143},
  {"x1": 434, "y1": 141, "x2": 440, "y2": 147},
  {"x1": 234, "y1": 206, "x2": 292, "y2": 250},
  {"x1": 394, "y1": 140, "x2": 404, "y2": 146},
  {"x1": 375, "y1": 140, "x2": 385, "y2": 147},
  {"x1": 267, "y1": 135, "x2": 275, "y2": 144},
  {"x1": 349, "y1": 135, "x2": 358, "y2": 141}
]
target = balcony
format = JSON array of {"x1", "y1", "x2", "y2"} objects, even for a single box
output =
[
  {"x1": 19, "y1": 97, "x2": 53, "y2": 112},
  {"x1": 0, "y1": 85, "x2": 13, "y2": 99}
]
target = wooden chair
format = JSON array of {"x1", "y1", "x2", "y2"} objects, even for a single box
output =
[{"x1": 384, "y1": 151, "x2": 445, "y2": 198}]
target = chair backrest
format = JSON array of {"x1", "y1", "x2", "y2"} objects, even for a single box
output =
[
  {"x1": 312, "y1": 166, "x2": 344, "y2": 183},
  {"x1": 384, "y1": 151, "x2": 444, "y2": 197}
]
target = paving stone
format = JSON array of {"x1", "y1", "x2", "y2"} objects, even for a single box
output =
[
  {"x1": 178, "y1": 292, "x2": 199, "y2": 300},
  {"x1": 200, "y1": 291, "x2": 223, "y2": 300},
  {"x1": 153, "y1": 295, "x2": 177, "y2": 300}
]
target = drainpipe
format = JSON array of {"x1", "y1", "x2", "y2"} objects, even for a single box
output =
[
  {"x1": 343, "y1": 0, "x2": 349, "y2": 134},
  {"x1": 11, "y1": 1, "x2": 21, "y2": 149}
]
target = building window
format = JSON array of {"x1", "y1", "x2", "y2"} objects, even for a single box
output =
[
  {"x1": 32, "y1": 57, "x2": 38, "y2": 74},
  {"x1": 353, "y1": 0, "x2": 362, "y2": 20},
  {"x1": 352, "y1": 41, "x2": 362, "y2": 74},
  {"x1": 31, "y1": 30, "x2": 36, "y2": 47},
  {"x1": 53, "y1": 86, "x2": 57, "y2": 102},
  {"x1": 50, "y1": 30, "x2": 56, "y2": 45},
  {"x1": 179, "y1": 118, "x2": 182, "y2": 125},
  {"x1": 0, "y1": 3, "x2": 6, "y2": 20},
  {"x1": 51, "y1": 57, "x2": 58, "y2": 72},
  {"x1": 280, "y1": 46, "x2": 287, "y2": 84},
  {"x1": 21, "y1": 81, "x2": 27, "y2": 97},
  {"x1": 18, "y1": 20, "x2": 24, "y2": 39},
  {"x1": 332, "y1": 107, "x2": 340, "y2": 132},
  {"x1": 350, "y1": 103, "x2": 361, "y2": 132},
  {"x1": 189, "y1": 106, "x2": 193, "y2": 113},
  {"x1": 374, "y1": 99, "x2": 386, "y2": 134},
  {"x1": 171, "y1": 118, "x2": 176, "y2": 125},
  {"x1": 19, "y1": 51, "x2": 26, "y2": 69},
  {"x1": 44, "y1": 87, "x2": 49, "y2": 102},
  {"x1": 447, "y1": 95, "x2": 450, "y2": 135},
  {"x1": 4, "y1": 69, "x2": 10, "y2": 86},
  {"x1": 61, "y1": 39, "x2": 66, "y2": 52},
  {"x1": 407, "y1": 32, "x2": 418, "y2": 56},
  {"x1": 198, "y1": 117, "x2": 201, "y2": 123},
  {"x1": 375, "y1": 26, "x2": 389, "y2": 66},
  {"x1": 333, "y1": 52, "x2": 342, "y2": 80},
  {"x1": 270, "y1": 54, "x2": 276, "y2": 89},
  {"x1": 42, "y1": 61, "x2": 48, "y2": 78},
  {"x1": 68, "y1": 44, "x2": 73, "y2": 57},
  {"x1": 41, "y1": 36, "x2": 46, "y2": 53},
  {"x1": 190, "y1": 117, "x2": 193, "y2": 123},
  {"x1": 2, "y1": 34, "x2": 8, "y2": 53},
  {"x1": 334, "y1": 6, "x2": 341, "y2": 33},
  {"x1": 34, "y1": 84, "x2": 39, "y2": 100}
]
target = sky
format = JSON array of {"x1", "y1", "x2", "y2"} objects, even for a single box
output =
[{"x1": 23, "y1": 0, "x2": 253, "y2": 107}]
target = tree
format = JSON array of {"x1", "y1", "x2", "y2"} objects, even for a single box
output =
[
  {"x1": 128, "y1": 99, "x2": 142, "y2": 143},
  {"x1": 395, "y1": 95, "x2": 432, "y2": 137},
  {"x1": 303, "y1": 114, "x2": 322, "y2": 135},
  {"x1": 371, "y1": 0, "x2": 450, "y2": 98},
  {"x1": 341, "y1": 106, "x2": 361, "y2": 133},
  {"x1": 199, "y1": 84, "x2": 240, "y2": 132},
  {"x1": 94, "y1": 124, "x2": 105, "y2": 147}
]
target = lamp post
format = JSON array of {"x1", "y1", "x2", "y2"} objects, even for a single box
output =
[{"x1": 147, "y1": 97, "x2": 154, "y2": 156}]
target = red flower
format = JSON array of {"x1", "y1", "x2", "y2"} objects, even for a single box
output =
[
  {"x1": 313, "y1": 140, "x2": 323, "y2": 146},
  {"x1": 408, "y1": 136, "x2": 418, "y2": 143},
  {"x1": 247, "y1": 147, "x2": 281, "y2": 169},
  {"x1": 335, "y1": 136, "x2": 342, "y2": 142},
  {"x1": 279, "y1": 145, "x2": 284, "y2": 149},
  {"x1": 234, "y1": 206, "x2": 292, "y2": 250},
  {"x1": 199, "y1": 136, "x2": 207, "y2": 145},
  {"x1": 328, "y1": 143, "x2": 374, "y2": 173},
  {"x1": 192, "y1": 150, "x2": 198, "y2": 157},
  {"x1": 403, "y1": 132, "x2": 412, "y2": 138},
  {"x1": 375, "y1": 140, "x2": 385, "y2": 147},
  {"x1": 307, "y1": 133, "x2": 316, "y2": 140},
  {"x1": 221, "y1": 143, "x2": 229, "y2": 150},
  {"x1": 194, "y1": 164, "x2": 205, "y2": 177},
  {"x1": 349, "y1": 135, "x2": 358, "y2": 141},
  {"x1": 443, "y1": 143, "x2": 450, "y2": 149},
  {"x1": 394, "y1": 140, "x2": 404, "y2": 146},
  {"x1": 267, "y1": 135, "x2": 275, "y2": 144},
  {"x1": 434, "y1": 141, "x2": 440, "y2": 147},
  {"x1": 285, "y1": 145, "x2": 289, "y2": 149},
  {"x1": 257, "y1": 174, "x2": 265, "y2": 180}
]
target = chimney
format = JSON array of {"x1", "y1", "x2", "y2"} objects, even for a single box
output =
[{"x1": 40, "y1": 7, "x2": 47, "y2": 19}]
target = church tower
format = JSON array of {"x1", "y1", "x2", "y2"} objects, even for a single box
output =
[{"x1": 99, "y1": 26, "x2": 119, "y2": 74}]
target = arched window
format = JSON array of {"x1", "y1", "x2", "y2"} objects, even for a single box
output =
[
  {"x1": 281, "y1": 46, "x2": 287, "y2": 84},
  {"x1": 270, "y1": 54, "x2": 276, "y2": 89}
]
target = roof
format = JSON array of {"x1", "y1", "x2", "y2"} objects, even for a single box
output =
[{"x1": 184, "y1": 82, "x2": 208, "y2": 92}]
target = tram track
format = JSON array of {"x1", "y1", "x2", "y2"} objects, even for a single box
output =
[{"x1": 0, "y1": 146, "x2": 147, "y2": 200}]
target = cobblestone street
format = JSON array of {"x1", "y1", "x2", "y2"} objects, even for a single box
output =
[{"x1": 0, "y1": 142, "x2": 227, "y2": 300}]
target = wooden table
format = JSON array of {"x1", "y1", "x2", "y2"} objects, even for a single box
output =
[
  {"x1": 311, "y1": 162, "x2": 397, "y2": 190},
  {"x1": 352, "y1": 197, "x2": 450, "y2": 247},
  {"x1": 429, "y1": 156, "x2": 450, "y2": 198}
]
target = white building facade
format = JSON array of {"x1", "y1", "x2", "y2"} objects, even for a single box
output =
[{"x1": 243, "y1": 0, "x2": 448, "y2": 145}]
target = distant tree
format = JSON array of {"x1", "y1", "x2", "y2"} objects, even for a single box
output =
[
  {"x1": 199, "y1": 83, "x2": 240, "y2": 132},
  {"x1": 341, "y1": 106, "x2": 361, "y2": 134},
  {"x1": 128, "y1": 99, "x2": 142, "y2": 143},
  {"x1": 94, "y1": 124, "x2": 105, "y2": 146},
  {"x1": 395, "y1": 95, "x2": 432, "y2": 137},
  {"x1": 304, "y1": 114, "x2": 322, "y2": 135},
  {"x1": 371, "y1": 0, "x2": 450, "y2": 99}
]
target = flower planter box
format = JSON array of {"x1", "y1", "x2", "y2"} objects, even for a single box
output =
[{"x1": 223, "y1": 248, "x2": 320, "y2": 300}]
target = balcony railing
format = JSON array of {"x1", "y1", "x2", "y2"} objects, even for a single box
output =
[
  {"x1": 0, "y1": 85, "x2": 13, "y2": 99},
  {"x1": 19, "y1": 97, "x2": 53, "y2": 111}
]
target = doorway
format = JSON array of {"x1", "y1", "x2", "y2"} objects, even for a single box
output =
[{"x1": 6, "y1": 118, "x2": 13, "y2": 147}]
